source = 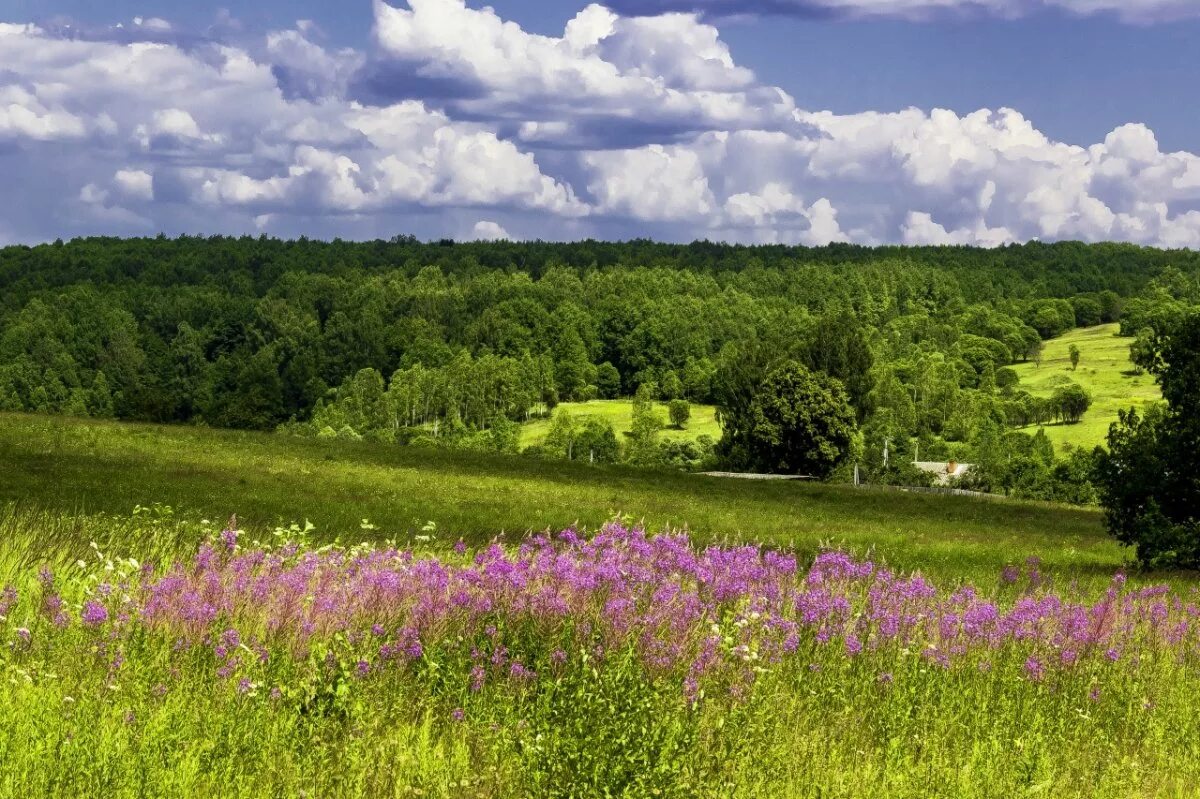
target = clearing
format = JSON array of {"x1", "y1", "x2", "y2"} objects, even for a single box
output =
[{"x1": 1011, "y1": 323, "x2": 1161, "y2": 450}]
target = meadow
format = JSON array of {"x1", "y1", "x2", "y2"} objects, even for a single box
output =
[
  {"x1": 517, "y1": 399, "x2": 722, "y2": 449},
  {"x1": 1, "y1": 412, "x2": 1198, "y2": 797},
  {"x1": 1012, "y1": 324, "x2": 1161, "y2": 450}
]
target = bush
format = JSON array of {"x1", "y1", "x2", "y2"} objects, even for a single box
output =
[{"x1": 667, "y1": 399, "x2": 690, "y2": 429}]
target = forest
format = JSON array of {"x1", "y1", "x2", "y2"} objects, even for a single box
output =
[{"x1": 2, "y1": 235, "x2": 1199, "y2": 501}]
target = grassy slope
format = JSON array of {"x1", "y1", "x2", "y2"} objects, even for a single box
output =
[
  {"x1": 518, "y1": 399, "x2": 721, "y2": 448},
  {"x1": 0, "y1": 412, "x2": 1121, "y2": 583},
  {"x1": 1011, "y1": 323, "x2": 1161, "y2": 450}
]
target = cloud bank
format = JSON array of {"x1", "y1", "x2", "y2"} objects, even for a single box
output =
[{"x1": 0, "y1": 2, "x2": 1199, "y2": 247}]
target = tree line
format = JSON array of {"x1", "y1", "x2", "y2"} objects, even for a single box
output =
[{"x1": 3, "y1": 235, "x2": 1200, "y2": 498}]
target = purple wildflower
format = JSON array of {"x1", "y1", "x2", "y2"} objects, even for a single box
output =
[{"x1": 81, "y1": 601, "x2": 108, "y2": 626}]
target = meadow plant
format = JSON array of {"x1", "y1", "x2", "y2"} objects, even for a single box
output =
[{"x1": 1, "y1": 516, "x2": 1198, "y2": 797}]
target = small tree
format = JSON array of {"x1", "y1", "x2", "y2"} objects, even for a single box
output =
[
  {"x1": 1052, "y1": 383, "x2": 1091, "y2": 424},
  {"x1": 626, "y1": 390, "x2": 663, "y2": 466},
  {"x1": 668, "y1": 399, "x2": 691, "y2": 429},
  {"x1": 595, "y1": 362, "x2": 622, "y2": 399},
  {"x1": 1031, "y1": 340, "x2": 1045, "y2": 368},
  {"x1": 1129, "y1": 328, "x2": 1156, "y2": 375},
  {"x1": 1069, "y1": 344, "x2": 1081, "y2": 371},
  {"x1": 544, "y1": 409, "x2": 579, "y2": 460}
]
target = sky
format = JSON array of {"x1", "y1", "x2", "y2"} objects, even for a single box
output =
[{"x1": 2, "y1": 0, "x2": 1200, "y2": 247}]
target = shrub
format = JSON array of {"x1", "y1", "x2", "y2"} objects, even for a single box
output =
[{"x1": 668, "y1": 399, "x2": 691, "y2": 429}]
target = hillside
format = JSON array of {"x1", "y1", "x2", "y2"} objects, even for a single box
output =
[
  {"x1": 0, "y1": 412, "x2": 1115, "y2": 583},
  {"x1": 518, "y1": 399, "x2": 722, "y2": 449},
  {"x1": 1011, "y1": 323, "x2": 1161, "y2": 450}
]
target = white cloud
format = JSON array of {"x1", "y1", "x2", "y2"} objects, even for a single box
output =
[
  {"x1": 114, "y1": 169, "x2": 154, "y2": 200},
  {"x1": 0, "y1": 3, "x2": 1199, "y2": 249},
  {"x1": 471, "y1": 220, "x2": 510, "y2": 240},
  {"x1": 0, "y1": 18, "x2": 582, "y2": 239},
  {"x1": 369, "y1": 0, "x2": 802, "y2": 146}
]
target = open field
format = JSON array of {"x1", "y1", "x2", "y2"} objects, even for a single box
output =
[
  {"x1": 2, "y1": 412, "x2": 1198, "y2": 797},
  {"x1": 1012, "y1": 324, "x2": 1161, "y2": 450},
  {"x1": 0, "y1": 412, "x2": 1118, "y2": 584},
  {"x1": 518, "y1": 399, "x2": 722, "y2": 448}
]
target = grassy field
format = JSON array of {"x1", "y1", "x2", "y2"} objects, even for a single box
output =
[
  {"x1": 1011, "y1": 323, "x2": 1161, "y2": 450},
  {"x1": 0, "y1": 412, "x2": 1119, "y2": 584},
  {"x1": 2, "y1": 412, "x2": 1198, "y2": 796},
  {"x1": 518, "y1": 399, "x2": 722, "y2": 448}
]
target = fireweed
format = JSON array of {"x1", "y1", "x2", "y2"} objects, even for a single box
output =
[
  {"x1": 2, "y1": 522, "x2": 1199, "y2": 797},
  {"x1": 4, "y1": 524, "x2": 1197, "y2": 700}
]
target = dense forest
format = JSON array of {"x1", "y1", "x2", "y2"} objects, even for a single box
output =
[{"x1": 3, "y1": 236, "x2": 1199, "y2": 499}]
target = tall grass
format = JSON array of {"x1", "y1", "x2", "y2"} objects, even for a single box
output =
[{"x1": 0, "y1": 506, "x2": 1196, "y2": 798}]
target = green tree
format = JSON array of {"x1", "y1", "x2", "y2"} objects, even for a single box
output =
[
  {"x1": 626, "y1": 383, "x2": 663, "y2": 465},
  {"x1": 544, "y1": 409, "x2": 580, "y2": 461},
  {"x1": 720, "y1": 362, "x2": 856, "y2": 478},
  {"x1": 668, "y1": 399, "x2": 691, "y2": 429},
  {"x1": 1069, "y1": 344, "x2": 1081, "y2": 371},
  {"x1": 1052, "y1": 383, "x2": 1091, "y2": 424},
  {"x1": 1097, "y1": 314, "x2": 1200, "y2": 567},
  {"x1": 576, "y1": 418, "x2": 620, "y2": 464},
  {"x1": 595, "y1": 362, "x2": 621, "y2": 399}
]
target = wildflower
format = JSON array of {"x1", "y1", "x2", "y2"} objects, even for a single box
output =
[
  {"x1": 1088, "y1": 686, "x2": 1102, "y2": 703},
  {"x1": 877, "y1": 672, "x2": 894, "y2": 686},
  {"x1": 1024, "y1": 656, "x2": 1044, "y2": 681},
  {"x1": 81, "y1": 601, "x2": 108, "y2": 626},
  {"x1": 356, "y1": 660, "x2": 370, "y2": 677},
  {"x1": 451, "y1": 708, "x2": 465, "y2": 722}
]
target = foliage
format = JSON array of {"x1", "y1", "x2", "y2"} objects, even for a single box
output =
[
  {"x1": 668, "y1": 398, "x2": 691, "y2": 429},
  {"x1": 1051, "y1": 383, "x2": 1092, "y2": 424},
  {"x1": 719, "y1": 362, "x2": 857, "y2": 477},
  {"x1": 1097, "y1": 313, "x2": 1200, "y2": 567}
]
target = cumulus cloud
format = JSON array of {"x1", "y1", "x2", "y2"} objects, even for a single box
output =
[
  {"x1": 1, "y1": 2, "x2": 1200, "y2": 248},
  {"x1": 470, "y1": 220, "x2": 511, "y2": 240},
  {"x1": 0, "y1": 17, "x2": 582, "y2": 241},
  {"x1": 603, "y1": 0, "x2": 1200, "y2": 23},
  {"x1": 365, "y1": 0, "x2": 803, "y2": 147}
]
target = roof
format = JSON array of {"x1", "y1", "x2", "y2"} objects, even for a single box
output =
[{"x1": 913, "y1": 461, "x2": 975, "y2": 484}]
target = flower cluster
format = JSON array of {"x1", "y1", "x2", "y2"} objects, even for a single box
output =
[{"x1": 6, "y1": 524, "x2": 1199, "y2": 699}]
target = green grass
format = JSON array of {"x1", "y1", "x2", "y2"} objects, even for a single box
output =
[
  {"x1": 0, "y1": 412, "x2": 1122, "y2": 584},
  {"x1": 1011, "y1": 323, "x2": 1161, "y2": 451},
  {"x1": 518, "y1": 399, "x2": 722, "y2": 448},
  {"x1": 1, "y1": 412, "x2": 1197, "y2": 797},
  {"x1": 0, "y1": 503, "x2": 1197, "y2": 797}
]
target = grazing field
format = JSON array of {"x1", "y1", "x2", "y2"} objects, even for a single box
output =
[
  {"x1": 517, "y1": 399, "x2": 722, "y2": 448},
  {"x1": 1012, "y1": 324, "x2": 1161, "y2": 450}
]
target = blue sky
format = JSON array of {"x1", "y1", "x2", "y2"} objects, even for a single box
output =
[{"x1": 3, "y1": 0, "x2": 1200, "y2": 246}]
